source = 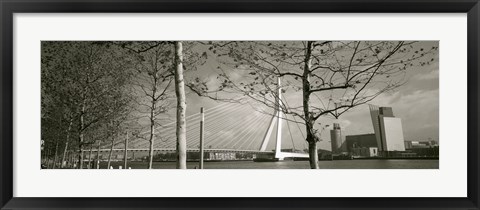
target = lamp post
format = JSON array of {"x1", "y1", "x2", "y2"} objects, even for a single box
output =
[{"x1": 199, "y1": 107, "x2": 205, "y2": 169}]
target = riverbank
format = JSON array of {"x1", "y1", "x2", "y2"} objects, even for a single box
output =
[{"x1": 352, "y1": 156, "x2": 439, "y2": 160}]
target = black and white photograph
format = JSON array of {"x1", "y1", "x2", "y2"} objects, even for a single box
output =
[{"x1": 41, "y1": 41, "x2": 439, "y2": 169}]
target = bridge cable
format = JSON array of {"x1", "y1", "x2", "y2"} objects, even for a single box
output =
[
  {"x1": 133, "y1": 102, "x2": 241, "y2": 147},
  {"x1": 285, "y1": 115, "x2": 297, "y2": 151},
  {"x1": 151, "y1": 102, "x2": 240, "y2": 134},
  {"x1": 134, "y1": 103, "x2": 245, "y2": 148},
  {"x1": 235, "y1": 114, "x2": 270, "y2": 150},
  {"x1": 157, "y1": 104, "x2": 251, "y2": 149},
  {"x1": 165, "y1": 103, "x2": 246, "y2": 148},
  {"x1": 223, "y1": 112, "x2": 268, "y2": 148},
  {"x1": 229, "y1": 113, "x2": 270, "y2": 149},
  {"x1": 203, "y1": 111, "x2": 262, "y2": 149},
  {"x1": 100, "y1": 101, "x2": 238, "y2": 150},
  {"x1": 240, "y1": 114, "x2": 271, "y2": 150},
  {"x1": 283, "y1": 96, "x2": 308, "y2": 150},
  {"x1": 183, "y1": 105, "x2": 252, "y2": 148},
  {"x1": 204, "y1": 113, "x2": 261, "y2": 149}
]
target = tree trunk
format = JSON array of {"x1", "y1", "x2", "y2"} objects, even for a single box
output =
[
  {"x1": 148, "y1": 136, "x2": 154, "y2": 169},
  {"x1": 69, "y1": 151, "x2": 74, "y2": 168},
  {"x1": 174, "y1": 41, "x2": 187, "y2": 169},
  {"x1": 96, "y1": 142, "x2": 101, "y2": 169},
  {"x1": 42, "y1": 145, "x2": 46, "y2": 167},
  {"x1": 46, "y1": 149, "x2": 51, "y2": 169},
  {"x1": 148, "y1": 101, "x2": 156, "y2": 169},
  {"x1": 65, "y1": 150, "x2": 70, "y2": 168},
  {"x1": 107, "y1": 135, "x2": 115, "y2": 169},
  {"x1": 87, "y1": 144, "x2": 93, "y2": 169},
  {"x1": 124, "y1": 132, "x2": 128, "y2": 169},
  {"x1": 302, "y1": 41, "x2": 319, "y2": 169},
  {"x1": 52, "y1": 142, "x2": 59, "y2": 169},
  {"x1": 305, "y1": 121, "x2": 319, "y2": 169},
  {"x1": 78, "y1": 99, "x2": 86, "y2": 169},
  {"x1": 61, "y1": 141, "x2": 69, "y2": 168},
  {"x1": 61, "y1": 119, "x2": 73, "y2": 168},
  {"x1": 308, "y1": 139, "x2": 319, "y2": 169}
]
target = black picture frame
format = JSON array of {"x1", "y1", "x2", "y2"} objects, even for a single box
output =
[{"x1": 1, "y1": 0, "x2": 479, "y2": 209}]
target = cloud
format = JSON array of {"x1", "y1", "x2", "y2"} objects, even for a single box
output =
[
  {"x1": 339, "y1": 119, "x2": 352, "y2": 129},
  {"x1": 415, "y1": 69, "x2": 439, "y2": 81}
]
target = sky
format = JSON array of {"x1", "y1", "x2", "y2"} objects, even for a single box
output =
[{"x1": 157, "y1": 41, "x2": 439, "y2": 151}]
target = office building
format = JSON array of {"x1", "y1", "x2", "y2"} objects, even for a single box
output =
[
  {"x1": 369, "y1": 105, "x2": 406, "y2": 156},
  {"x1": 330, "y1": 123, "x2": 343, "y2": 154}
]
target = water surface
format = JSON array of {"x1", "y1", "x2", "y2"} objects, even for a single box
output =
[{"x1": 102, "y1": 159, "x2": 439, "y2": 169}]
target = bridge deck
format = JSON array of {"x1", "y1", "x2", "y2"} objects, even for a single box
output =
[{"x1": 88, "y1": 148, "x2": 278, "y2": 154}]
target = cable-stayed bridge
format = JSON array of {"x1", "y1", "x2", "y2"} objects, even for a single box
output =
[
  {"x1": 93, "y1": 79, "x2": 309, "y2": 160},
  {"x1": 94, "y1": 102, "x2": 309, "y2": 160}
]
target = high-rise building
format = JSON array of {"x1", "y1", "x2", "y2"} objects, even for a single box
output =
[
  {"x1": 330, "y1": 123, "x2": 343, "y2": 154},
  {"x1": 369, "y1": 105, "x2": 406, "y2": 156}
]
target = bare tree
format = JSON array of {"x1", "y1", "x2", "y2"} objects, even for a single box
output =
[
  {"x1": 188, "y1": 41, "x2": 438, "y2": 169},
  {"x1": 42, "y1": 42, "x2": 134, "y2": 169},
  {"x1": 42, "y1": 42, "x2": 79, "y2": 168},
  {"x1": 120, "y1": 41, "x2": 202, "y2": 169},
  {"x1": 105, "y1": 97, "x2": 131, "y2": 168},
  {"x1": 123, "y1": 42, "x2": 175, "y2": 169}
]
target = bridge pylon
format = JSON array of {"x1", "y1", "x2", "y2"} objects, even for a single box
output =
[{"x1": 258, "y1": 77, "x2": 308, "y2": 160}]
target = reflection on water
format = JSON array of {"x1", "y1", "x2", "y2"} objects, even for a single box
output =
[{"x1": 102, "y1": 159, "x2": 439, "y2": 169}]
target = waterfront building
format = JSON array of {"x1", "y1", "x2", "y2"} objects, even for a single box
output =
[
  {"x1": 345, "y1": 133, "x2": 378, "y2": 157},
  {"x1": 369, "y1": 105, "x2": 406, "y2": 156},
  {"x1": 405, "y1": 140, "x2": 439, "y2": 149},
  {"x1": 330, "y1": 123, "x2": 344, "y2": 154},
  {"x1": 350, "y1": 147, "x2": 379, "y2": 157},
  {"x1": 206, "y1": 152, "x2": 237, "y2": 160},
  {"x1": 404, "y1": 141, "x2": 413, "y2": 149},
  {"x1": 404, "y1": 140, "x2": 439, "y2": 157}
]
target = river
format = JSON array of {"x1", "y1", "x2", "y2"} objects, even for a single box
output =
[{"x1": 101, "y1": 159, "x2": 439, "y2": 169}]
